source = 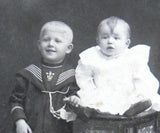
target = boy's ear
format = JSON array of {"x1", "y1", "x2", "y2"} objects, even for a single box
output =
[
  {"x1": 66, "y1": 43, "x2": 73, "y2": 54},
  {"x1": 37, "y1": 40, "x2": 41, "y2": 50},
  {"x1": 126, "y1": 39, "x2": 131, "y2": 47}
]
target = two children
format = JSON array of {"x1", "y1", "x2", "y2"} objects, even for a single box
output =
[
  {"x1": 75, "y1": 16, "x2": 160, "y2": 115},
  {"x1": 10, "y1": 21, "x2": 78, "y2": 133},
  {"x1": 10, "y1": 16, "x2": 160, "y2": 133}
]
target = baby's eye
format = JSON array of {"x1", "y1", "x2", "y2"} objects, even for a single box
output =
[
  {"x1": 102, "y1": 36, "x2": 108, "y2": 39},
  {"x1": 114, "y1": 36, "x2": 120, "y2": 40},
  {"x1": 55, "y1": 38, "x2": 62, "y2": 43}
]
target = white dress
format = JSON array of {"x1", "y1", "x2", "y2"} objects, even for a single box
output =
[{"x1": 76, "y1": 45, "x2": 160, "y2": 115}]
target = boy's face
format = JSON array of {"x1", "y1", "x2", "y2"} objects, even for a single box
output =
[
  {"x1": 38, "y1": 29, "x2": 73, "y2": 64},
  {"x1": 97, "y1": 21, "x2": 130, "y2": 57}
]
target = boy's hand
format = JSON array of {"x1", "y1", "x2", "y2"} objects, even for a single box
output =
[
  {"x1": 16, "y1": 119, "x2": 32, "y2": 133},
  {"x1": 64, "y1": 96, "x2": 80, "y2": 107}
]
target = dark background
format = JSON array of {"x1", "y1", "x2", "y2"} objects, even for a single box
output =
[{"x1": 0, "y1": 0, "x2": 160, "y2": 132}]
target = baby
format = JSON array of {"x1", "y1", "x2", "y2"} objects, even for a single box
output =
[{"x1": 72, "y1": 16, "x2": 160, "y2": 116}]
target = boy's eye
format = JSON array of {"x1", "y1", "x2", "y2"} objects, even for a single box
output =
[{"x1": 42, "y1": 38, "x2": 50, "y2": 42}]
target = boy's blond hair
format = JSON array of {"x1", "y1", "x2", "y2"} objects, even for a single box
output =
[
  {"x1": 97, "y1": 16, "x2": 131, "y2": 39},
  {"x1": 40, "y1": 21, "x2": 73, "y2": 42}
]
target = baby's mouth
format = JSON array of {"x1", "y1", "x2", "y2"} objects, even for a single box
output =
[{"x1": 107, "y1": 46, "x2": 114, "y2": 50}]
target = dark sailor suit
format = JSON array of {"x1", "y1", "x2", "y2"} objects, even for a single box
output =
[{"x1": 9, "y1": 60, "x2": 79, "y2": 133}]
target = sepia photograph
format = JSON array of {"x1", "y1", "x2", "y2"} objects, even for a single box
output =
[{"x1": 0, "y1": 0, "x2": 160, "y2": 133}]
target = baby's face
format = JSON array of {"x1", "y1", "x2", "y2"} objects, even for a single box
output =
[
  {"x1": 97, "y1": 21, "x2": 130, "y2": 57},
  {"x1": 38, "y1": 29, "x2": 73, "y2": 64}
]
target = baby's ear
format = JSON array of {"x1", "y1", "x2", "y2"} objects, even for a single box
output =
[
  {"x1": 126, "y1": 39, "x2": 131, "y2": 47},
  {"x1": 96, "y1": 36, "x2": 99, "y2": 44},
  {"x1": 66, "y1": 43, "x2": 73, "y2": 54}
]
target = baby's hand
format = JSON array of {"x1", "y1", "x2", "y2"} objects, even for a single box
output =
[
  {"x1": 64, "y1": 96, "x2": 80, "y2": 107},
  {"x1": 16, "y1": 119, "x2": 32, "y2": 133}
]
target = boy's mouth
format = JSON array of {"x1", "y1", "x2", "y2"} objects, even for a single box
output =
[{"x1": 46, "y1": 49, "x2": 56, "y2": 53}]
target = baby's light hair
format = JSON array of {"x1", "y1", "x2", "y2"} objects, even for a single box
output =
[
  {"x1": 98, "y1": 16, "x2": 131, "y2": 39},
  {"x1": 40, "y1": 21, "x2": 73, "y2": 42}
]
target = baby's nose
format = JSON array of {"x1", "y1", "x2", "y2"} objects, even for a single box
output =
[{"x1": 108, "y1": 37, "x2": 114, "y2": 44}]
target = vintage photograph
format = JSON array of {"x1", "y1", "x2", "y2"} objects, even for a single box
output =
[{"x1": 0, "y1": 0, "x2": 160, "y2": 133}]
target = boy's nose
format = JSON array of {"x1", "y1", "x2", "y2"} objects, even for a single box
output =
[{"x1": 49, "y1": 40, "x2": 55, "y2": 47}]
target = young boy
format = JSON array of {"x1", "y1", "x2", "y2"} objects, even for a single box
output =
[
  {"x1": 71, "y1": 16, "x2": 160, "y2": 116},
  {"x1": 9, "y1": 21, "x2": 78, "y2": 133}
]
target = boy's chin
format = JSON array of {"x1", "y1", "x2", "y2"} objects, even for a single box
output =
[{"x1": 43, "y1": 57, "x2": 64, "y2": 65}]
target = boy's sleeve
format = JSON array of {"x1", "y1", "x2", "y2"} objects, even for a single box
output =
[
  {"x1": 67, "y1": 82, "x2": 79, "y2": 96},
  {"x1": 9, "y1": 75, "x2": 28, "y2": 122}
]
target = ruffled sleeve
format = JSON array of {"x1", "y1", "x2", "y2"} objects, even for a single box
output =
[
  {"x1": 128, "y1": 44, "x2": 150, "y2": 64},
  {"x1": 79, "y1": 46, "x2": 100, "y2": 65},
  {"x1": 75, "y1": 46, "x2": 99, "y2": 105},
  {"x1": 128, "y1": 44, "x2": 160, "y2": 110},
  {"x1": 126, "y1": 44, "x2": 151, "y2": 77}
]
